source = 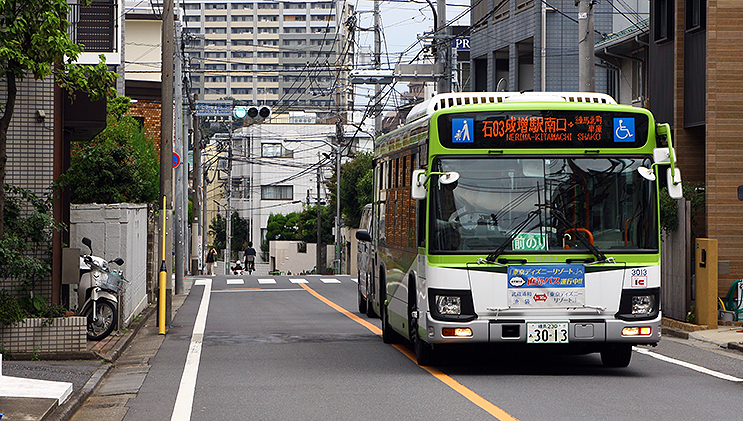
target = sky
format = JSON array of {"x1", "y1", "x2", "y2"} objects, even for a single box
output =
[
  {"x1": 354, "y1": 0, "x2": 471, "y2": 68},
  {"x1": 350, "y1": 0, "x2": 471, "y2": 113}
]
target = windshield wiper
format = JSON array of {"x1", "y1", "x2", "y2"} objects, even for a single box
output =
[
  {"x1": 543, "y1": 204, "x2": 608, "y2": 263},
  {"x1": 485, "y1": 208, "x2": 541, "y2": 263}
]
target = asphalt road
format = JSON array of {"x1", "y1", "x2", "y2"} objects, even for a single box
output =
[{"x1": 103, "y1": 274, "x2": 743, "y2": 420}]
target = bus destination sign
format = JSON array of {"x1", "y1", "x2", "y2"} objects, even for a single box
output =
[{"x1": 439, "y1": 110, "x2": 649, "y2": 149}]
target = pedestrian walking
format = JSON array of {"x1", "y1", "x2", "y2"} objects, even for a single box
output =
[
  {"x1": 244, "y1": 242, "x2": 257, "y2": 274},
  {"x1": 206, "y1": 247, "x2": 217, "y2": 275}
]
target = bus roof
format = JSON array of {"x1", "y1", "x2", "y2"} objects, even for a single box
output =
[{"x1": 405, "y1": 92, "x2": 618, "y2": 124}]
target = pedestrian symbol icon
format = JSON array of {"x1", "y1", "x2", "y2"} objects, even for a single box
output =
[{"x1": 452, "y1": 118, "x2": 474, "y2": 143}]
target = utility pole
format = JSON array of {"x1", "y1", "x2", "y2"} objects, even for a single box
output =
[
  {"x1": 577, "y1": 0, "x2": 595, "y2": 91},
  {"x1": 316, "y1": 155, "x2": 325, "y2": 274},
  {"x1": 373, "y1": 0, "x2": 382, "y2": 136},
  {"x1": 174, "y1": 17, "x2": 185, "y2": 294},
  {"x1": 334, "y1": 121, "x2": 343, "y2": 274},
  {"x1": 160, "y1": 0, "x2": 174, "y2": 325},
  {"x1": 436, "y1": 0, "x2": 450, "y2": 94},
  {"x1": 225, "y1": 115, "x2": 233, "y2": 275},
  {"x1": 191, "y1": 95, "x2": 201, "y2": 275}
]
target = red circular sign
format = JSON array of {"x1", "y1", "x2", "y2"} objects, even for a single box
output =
[{"x1": 172, "y1": 152, "x2": 180, "y2": 168}]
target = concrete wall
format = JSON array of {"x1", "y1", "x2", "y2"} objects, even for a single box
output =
[
  {"x1": 269, "y1": 241, "x2": 333, "y2": 275},
  {"x1": 70, "y1": 204, "x2": 149, "y2": 328}
]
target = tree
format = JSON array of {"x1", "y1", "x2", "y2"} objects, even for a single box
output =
[
  {"x1": 0, "y1": 0, "x2": 117, "y2": 236},
  {"x1": 61, "y1": 97, "x2": 160, "y2": 204},
  {"x1": 327, "y1": 152, "x2": 373, "y2": 229},
  {"x1": 263, "y1": 205, "x2": 333, "y2": 251},
  {"x1": 208, "y1": 211, "x2": 250, "y2": 260}
]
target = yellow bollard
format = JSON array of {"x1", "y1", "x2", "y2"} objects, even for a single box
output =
[{"x1": 159, "y1": 196, "x2": 167, "y2": 335}]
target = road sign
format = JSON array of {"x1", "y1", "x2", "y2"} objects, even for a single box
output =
[
  {"x1": 173, "y1": 152, "x2": 180, "y2": 168},
  {"x1": 195, "y1": 100, "x2": 232, "y2": 117}
]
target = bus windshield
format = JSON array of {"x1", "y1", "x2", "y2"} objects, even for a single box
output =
[{"x1": 429, "y1": 156, "x2": 658, "y2": 254}]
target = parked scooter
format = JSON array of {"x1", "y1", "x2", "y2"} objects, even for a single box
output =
[{"x1": 77, "y1": 237, "x2": 127, "y2": 340}]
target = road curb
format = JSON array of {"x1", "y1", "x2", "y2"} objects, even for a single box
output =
[{"x1": 45, "y1": 304, "x2": 156, "y2": 421}]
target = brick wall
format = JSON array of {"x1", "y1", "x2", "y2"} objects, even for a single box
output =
[
  {"x1": 127, "y1": 100, "x2": 162, "y2": 151},
  {"x1": 0, "y1": 317, "x2": 86, "y2": 354}
]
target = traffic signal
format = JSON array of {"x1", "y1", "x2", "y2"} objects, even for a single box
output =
[{"x1": 233, "y1": 105, "x2": 271, "y2": 123}]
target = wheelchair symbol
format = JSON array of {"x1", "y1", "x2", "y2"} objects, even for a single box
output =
[
  {"x1": 615, "y1": 119, "x2": 633, "y2": 140},
  {"x1": 613, "y1": 118, "x2": 635, "y2": 142}
]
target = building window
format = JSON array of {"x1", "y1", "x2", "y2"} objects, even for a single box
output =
[
  {"x1": 184, "y1": 3, "x2": 201, "y2": 9},
  {"x1": 232, "y1": 27, "x2": 253, "y2": 34},
  {"x1": 232, "y1": 3, "x2": 253, "y2": 9},
  {"x1": 493, "y1": 0, "x2": 509, "y2": 22},
  {"x1": 261, "y1": 185, "x2": 293, "y2": 200},
  {"x1": 205, "y1": 3, "x2": 227, "y2": 9},
  {"x1": 257, "y1": 3, "x2": 278, "y2": 9},
  {"x1": 232, "y1": 51, "x2": 253, "y2": 58},
  {"x1": 206, "y1": 76, "x2": 227, "y2": 82},
  {"x1": 284, "y1": 2, "x2": 306, "y2": 9},
  {"x1": 232, "y1": 76, "x2": 253, "y2": 82},
  {"x1": 686, "y1": 0, "x2": 704, "y2": 31},
  {"x1": 284, "y1": 27, "x2": 306, "y2": 33},
  {"x1": 232, "y1": 39, "x2": 253, "y2": 46},
  {"x1": 516, "y1": 0, "x2": 534, "y2": 13},
  {"x1": 258, "y1": 15, "x2": 279, "y2": 21},
  {"x1": 185, "y1": 15, "x2": 201, "y2": 22},
  {"x1": 654, "y1": 0, "x2": 674, "y2": 42},
  {"x1": 232, "y1": 15, "x2": 253, "y2": 21},
  {"x1": 285, "y1": 14, "x2": 306, "y2": 21},
  {"x1": 206, "y1": 27, "x2": 227, "y2": 34},
  {"x1": 205, "y1": 88, "x2": 226, "y2": 95},
  {"x1": 232, "y1": 88, "x2": 253, "y2": 95},
  {"x1": 205, "y1": 52, "x2": 227, "y2": 58},
  {"x1": 262, "y1": 143, "x2": 294, "y2": 158},
  {"x1": 205, "y1": 15, "x2": 227, "y2": 22},
  {"x1": 206, "y1": 39, "x2": 227, "y2": 46}
]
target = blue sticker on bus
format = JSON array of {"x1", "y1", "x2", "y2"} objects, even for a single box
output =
[
  {"x1": 613, "y1": 117, "x2": 635, "y2": 142},
  {"x1": 452, "y1": 118, "x2": 474, "y2": 143}
]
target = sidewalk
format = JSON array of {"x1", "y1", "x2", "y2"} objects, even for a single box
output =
[{"x1": 0, "y1": 275, "x2": 196, "y2": 421}]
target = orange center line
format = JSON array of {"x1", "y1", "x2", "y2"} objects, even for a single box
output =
[{"x1": 298, "y1": 283, "x2": 520, "y2": 421}]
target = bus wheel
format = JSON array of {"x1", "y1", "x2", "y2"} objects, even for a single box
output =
[
  {"x1": 410, "y1": 313, "x2": 436, "y2": 365},
  {"x1": 600, "y1": 344, "x2": 632, "y2": 367},
  {"x1": 357, "y1": 273, "x2": 367, "y2": 314},
  {"x1": 381, "y1": 301, "x2": 400, "y2": 344}
]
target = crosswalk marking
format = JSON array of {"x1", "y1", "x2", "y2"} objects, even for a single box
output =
[
  {"x1": 290, "y1": 278, "x2": 308, "y2": 284},
  {"x1": 321, "y1": 278, "x2": 341, "y2": 284},
  {"x1": 226, "y1": 279, "x2": 244, "y2": 285},
  {"x1": 258, "y1": 278, "x2": 276, "y2": 285}
]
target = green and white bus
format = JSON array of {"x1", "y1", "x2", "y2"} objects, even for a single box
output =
[{"x1": 355, "y1": 92, "x2": 682, "y2": 367}]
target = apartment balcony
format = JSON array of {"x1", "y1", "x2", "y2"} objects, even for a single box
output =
[{"x1": 68, "y1": 0, "x2": 121, "y2": 65}]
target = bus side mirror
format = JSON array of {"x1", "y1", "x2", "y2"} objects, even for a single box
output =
[
  {"x1": 667, "y1": 167, "x2": 683, "y2": 199},
  {"x1": 411, "y1": 169, "x2": 427, "y2": 200},
  {"x1": 356, "y1": 229, "x2": 371, "y2": 242}
]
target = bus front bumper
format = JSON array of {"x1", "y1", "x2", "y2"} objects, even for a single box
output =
[{"x1": 423, "y1": 313, "x2": 662, "y2": 345}]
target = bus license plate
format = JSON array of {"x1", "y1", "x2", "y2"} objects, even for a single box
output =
[{"x1": 527, "y1": 322, "x2": 569, "y2": 344}]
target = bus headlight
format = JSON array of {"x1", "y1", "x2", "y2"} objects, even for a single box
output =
[
  {"x1": 615, "y1": 288, "x2": 660, "y2": 321},
  {"x1": 435, "y1": 295, "x2": 461, "y2": 315},
  {"x1": 632, "y1": 295, "x2": 655, "y2": 315}
]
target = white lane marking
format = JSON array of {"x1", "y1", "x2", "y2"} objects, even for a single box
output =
[
  {"x1": 290, "y1": 278, "x2": 308, "y2": 284},
  {"x1": 171, "y1": 278, "x2": 212, "y2": 420},
  {"x1": 226, "y1": 278, "x2": 244, "y2": 285},
  {"x1": 633, "y1": 347, "x2": 743, "y2": 382},
  {"x1": 321, "y1": 278, "x2": 341, "y2": 284},
  {"x1": 212, "y1": 288, "x2": 305, "y2": 293},
  {"x1": 258, "y1": 278, "x2": 276, "y2": 284}
]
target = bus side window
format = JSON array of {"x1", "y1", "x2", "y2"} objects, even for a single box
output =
[{"x1": 417, "y1": 197, "x2": 426, "y2": 248}]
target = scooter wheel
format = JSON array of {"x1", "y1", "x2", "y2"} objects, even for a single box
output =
[{"x1": 86, "y1": 300, "x2": 117, "y2": 341}]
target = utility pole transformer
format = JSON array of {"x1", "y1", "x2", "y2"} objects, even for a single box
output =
[{"x1": 577, "y1": 0, "x2": 595, "y2": 92}]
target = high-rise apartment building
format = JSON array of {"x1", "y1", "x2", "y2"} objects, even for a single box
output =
[{"x1": 179, "y1": 0, "x2": 353, "y2": 115}]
